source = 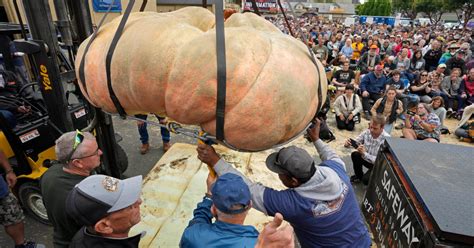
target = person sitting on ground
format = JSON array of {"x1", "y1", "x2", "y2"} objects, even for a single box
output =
[
  {"x1": 383, "y1": 55, "x2": 397, "y2": 76},
  {"x1": 360, "y1": 65, "x2": 388, "y2": 120},
  {"x1": 333, "y1": 84, "x2": 362, "y2": 131},
  {"x1": 402, "y1": 102, "x2": 441, "y2": 143},
  {"x1": 438, "y1": 43, "x2": 459, "y2": 65},
  {"x1": 409, "y1": 50, "x2": 426, "y2": 75},
  {"x1": 454, "y1": 105, "x2": 474, "y2": 140},
  {"x1": 180, "y1": 173, "x2": 258, "y2": 247},
  {"x1": 410, "y1": 70, "x2": 433, "y2": 103},
  {"x1": 331, "y1": 61, "x2": 355, "y2": 90},
  {"x1": 195, "y1": 119, "x2": 371, "y2": 247},
  {"x1": 459, "y1": 68, "x2": 474, "y2": 107},
  {"x1": 371, "y1": 86, "x2": 404, "y2": 134},
  {"x1": 66, "y1": 175, "x2": 144, "y2": 247},
  {"x1": 357, "y1": 45, "x2": 381, "y2": 75},
  {"x1": 445, "y1": 50, "x2": 467, "y2": 75},
  {"x1": 40, "y1": 131, "x2": 103, "y2": 248},
  {"x1": 340, "y1": 39, "x2": 353, "y2": 60},
  {"x1": 430, "y1": 96, "x2": 448, "y2": 132},
  {"x1": 440, "y1": 68, "x2": 463, "y2": 118},
  {"x1": 0, "y1": 150, "x2": 44, "y2": 248},
  {"x1": 346, "y1": 114, "x2": 389, "y2": 185}
]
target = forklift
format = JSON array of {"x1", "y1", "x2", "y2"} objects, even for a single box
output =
[{"x1": 0, "y1": 0, "x2": 127, "y2": 224}]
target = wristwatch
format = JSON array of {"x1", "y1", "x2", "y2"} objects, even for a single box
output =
[{"x1": 204, "y1": 193, "x2": 212, "y2": 201}]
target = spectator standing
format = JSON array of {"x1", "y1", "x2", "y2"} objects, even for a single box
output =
[
  {"x1": 66, "y1": 175, "x2": 144, "y2": 247},
  {"x1": 195, "y1": 120, "x2": 372, "y2": 248},
  {"x1": 403, "y1": 102, "x2": 441, "y2": 142},
  {"x1": 180, "y1": 173, "x2": 258, "y2": 248},
  {"x1": 360, "y1": 65, "x2": 387, "y2": 119},
  {"x1": 371, "y1": 87, "x2": 404, "y2": 133},
  {"x1": 0, "y1": 151, "x2": 44, "y2": 248},
  {"x1": 135, "y1": 114, "x2": 171, "y2": 154},
  {"x1": 333, "y1": 84, "x2": 362, "y2": 131},
  {"x1": 346, "y1": 115, "x2": 389, "y2": 185},
  {"x1": 40, "y1": 131, "x2": 102, "y2": 248}
]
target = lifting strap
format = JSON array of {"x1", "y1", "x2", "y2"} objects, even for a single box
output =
[
  {"x1": 104, "y1": 0, "x2": 136, "y2": 118},
  {"x1": 249, "y1": 0, "x2": 261, "y2": 16},
  {"x1": 214, "y1": 0, "x2": 227, "y2": 141},
  {"x1": 139, "y1": 0, "x2": 148, "y2": 11},
  {"x1": 277, "y1": 0, "x2": 323, "y2": 115}
]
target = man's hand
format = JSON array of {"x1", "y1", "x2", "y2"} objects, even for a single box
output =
[
  {"x1": 348, "y1": 113, "x2": 354, "y2": 121},
  {"x1": 357, "y1": 144, "x2": 366, "y2": 155},
  {"x1": 344, "y1": 138, "x2": 351, "y2": 148},
  {"x1": 17, "y1": 105, "x2": 30, "y2": 113},
  {"x1": 362, "y1": 91, "x2": 369, "y2": 97},
  {"x1": 255, "y1": 213, "x2": 295, "y2": 248},
  {"x1": 6, "y1": 171, "x2": 16, "y2": 188},
  {"x1": 306, "y1": 118, "x2": 321, "y2": 142},
  {"x1": 461, "y1": 93, "x2": 467, "y2": 99},
  {"x1": 206, "y1": 172, "x2": 217, "y2": 196},
  {"x1": 339, "y1": 114, "x2": 345, "y2": 121},
  {"x1": 413, "y1": 114, "x2": 421, "y2": 121},
  {"x1": 196, "y1": 143, "x2": 220, "y2": 167}
]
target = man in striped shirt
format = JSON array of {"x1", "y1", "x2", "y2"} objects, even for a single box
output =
[{"x1": 345, "y1": 114, "x2": 390, "y2": 185}]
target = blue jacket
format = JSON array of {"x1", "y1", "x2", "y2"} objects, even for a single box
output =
[
  {"x1": 214, "y1": 140, "x2": 371, "y2": 248},
  {"x1": 180, "y1": 197, "x2": 259, "y2": 248},
  {"x1": 360, "y1": 72, "x2": 387, "y2": 94}
]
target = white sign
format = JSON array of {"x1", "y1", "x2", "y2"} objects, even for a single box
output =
[
  {"x1": 20, "y1": 129, "x2": 40, "y2": 143},
  {"x1": 366, "y1": 17, "x2": 374, "y2": 24},
  {"x1": 74, "y1": 108, "x2": 86, "y2": 119},
  {"x1": 344, "y1": 17, "x2": 355, "y2": 27}
]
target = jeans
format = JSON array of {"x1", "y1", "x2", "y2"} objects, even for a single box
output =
[
  {"x1": 362, "y1": 92, "x2": 383, "y2": 112},
  {"x1": 135, "y1": 114, "x2": 170, "y2": 145},
  {"x1": 440, "y1": 92, "x2": 464, "y2": 112},
  {"x1": 351, "y1": 151, "x2": 374, "y2": 185},
  {"x1": 398, "y1": 93, "x2": 419, "y2": 111},
  {"x1": 0, "y1": 110, "x2": 17, "y2": 128},
  {"x1": 384, "y1": 123, "x2": 393, "y2": 134}
]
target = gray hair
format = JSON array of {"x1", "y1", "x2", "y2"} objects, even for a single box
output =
[
  {"x1": 55, "y1": 131, "x2": 96, "y2": 162},
  {"x1": 420, "y1": 103, "x2": 433, "y2": 113}
]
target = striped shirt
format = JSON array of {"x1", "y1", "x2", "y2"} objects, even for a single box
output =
[{"x1": 354, "y1": 129, "x2": 390, "y2": 164}]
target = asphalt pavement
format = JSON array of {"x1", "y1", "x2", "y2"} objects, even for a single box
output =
[{"x1": 0, "y1": 115, "x2": 364, "y2": 247}]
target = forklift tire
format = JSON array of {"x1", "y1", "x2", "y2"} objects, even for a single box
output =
[
  {"x1": 117, "y1": 144, "x2": 128, "y2": 174},
  {"x1": 18, "y1": 181, "x2": 51, "y2": 225}
]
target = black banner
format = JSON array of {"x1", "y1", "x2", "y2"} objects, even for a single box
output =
[{"x1": 362, "y1": 155, "x2": 425, "y2": 247}]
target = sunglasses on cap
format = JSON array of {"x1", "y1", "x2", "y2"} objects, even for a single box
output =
[{"x1": 65, "y1": 130, "x2": 84, "y2": 162}]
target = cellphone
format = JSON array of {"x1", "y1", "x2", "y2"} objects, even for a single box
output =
[
  {"x1": 407, "y1": 110, "x2": 416, "y2": 116},
  {"x1": 350, "y1": 138, "x2": 360, "y2": 149}
]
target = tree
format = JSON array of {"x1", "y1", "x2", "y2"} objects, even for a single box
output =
[
  {"x1": 392, "y1": 0, "x2": 417, "y2": 19},
  {"x1": 415, "y1": 0, "x2": 448, "y2": 27},
  {"x1": 445, "y1": 0, "x2": 474, "y2": 31},
  {"x1": 356, "y1": 0, "x2": 392, "y2": 16}
]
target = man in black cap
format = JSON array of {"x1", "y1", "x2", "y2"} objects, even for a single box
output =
[
  {"x1": 180, "y1": 173, "x2": 259, "y2": 247},
  {"x1": 66, "y1": 174, "x2": 144, "y2": 247},
  {"x1": 196, "y1": 119, "x2": 371, "y2": 247}
]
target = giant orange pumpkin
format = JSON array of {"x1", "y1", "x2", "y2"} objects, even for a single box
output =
[{"x1": 75, "y1": 7, "x2": 327, "y2": 151}]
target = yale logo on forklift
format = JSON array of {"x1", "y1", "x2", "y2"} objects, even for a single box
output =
[
  {"x1": 20, "y1": 129, "x2": 40, "y2": 143},
  {"x1": 40, "y1": 64, "x2": 52, "y2": 90}
]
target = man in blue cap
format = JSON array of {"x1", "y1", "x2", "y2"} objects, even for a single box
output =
[
  {"x1": 180, "y1": 173, "x2": 259, "y2": 248},
  {"x1": 196, "y1": 119, "x2": 371, "y2": 247}
]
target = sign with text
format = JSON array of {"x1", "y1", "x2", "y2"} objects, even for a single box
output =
[
  {"x1": 362, "y1": 156, "x2": 425, "y2": 248},
  {"x1": 243, "y1": 0, "x2": 280, "y2": 13},
  {"x1": 93, "y1": 0, "x2": 122, "y2": 13}
]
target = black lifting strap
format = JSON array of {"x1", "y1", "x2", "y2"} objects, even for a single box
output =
[
  {"x1": 249, "y1": 0, "x2": 261, "y2": 16},
  {"x1": 139, "y1": 0, "x2": 148, "y2": 11},
  {"x1": 104, "y1": 0, "x2": 137, "y2": 118},
  {"x1": 214, "y1": 1, "x2": 227, "y2": 141},
  {"x1": 78, "y1": 2, "x2": 116, "y2": 97}
]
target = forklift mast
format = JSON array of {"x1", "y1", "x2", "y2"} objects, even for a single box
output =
[{"x1": 18, "y1": 0, "x2": 122, "y2": 178}]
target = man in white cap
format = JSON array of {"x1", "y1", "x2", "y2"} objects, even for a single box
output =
[
  {"x1": 66, "y1": 175, "x2": 143, "y2": 247},
  {"x1": 196, "y1": 119, "x2": 371, "y2": 247}
]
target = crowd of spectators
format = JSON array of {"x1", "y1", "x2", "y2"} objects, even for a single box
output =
[{"x1": 268, "y1": 15, "x2": 474, "y2": 141}]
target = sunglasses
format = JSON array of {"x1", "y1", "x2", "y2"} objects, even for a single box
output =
[
  {"x1": 66, "y1": 130, "x2": 84, "y2": 162},
  {"x1": 73, "y1": 147, "x2": 100, "y2": 160}
]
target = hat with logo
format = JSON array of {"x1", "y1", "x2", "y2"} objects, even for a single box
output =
[
  {"x1": 266, "y1": 146, "x2": 316, "y2": 180},
  {"x1": 66, "y1": 175, "x2": 142, "y2": 226},
  {"x1": 211, "y1": 173, "x2": 251, "y2": 214}
]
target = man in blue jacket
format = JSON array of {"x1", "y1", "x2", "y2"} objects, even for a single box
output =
[
  {"x1": 180, "y1": 173, "x2": 259, "y2": 248},
  {"x1": 360, "y1": 65, "x2": 388, "y2": 119},
  {"x1": 196, "y1": 119, "x2": 371, "y2": 248}
]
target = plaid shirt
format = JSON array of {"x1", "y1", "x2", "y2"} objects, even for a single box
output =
[{"x1": 354, "y1": 129, "x2": 390, "y2": 164}]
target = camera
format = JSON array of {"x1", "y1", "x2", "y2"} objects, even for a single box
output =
[{"x1": 407, "y1": 110, "x2": 416, "y2": 116}]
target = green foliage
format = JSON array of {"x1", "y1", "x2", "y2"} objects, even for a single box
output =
[
  {"x1": 356, "y1": 0, "x2": 391, "y2": 16},
  {"x1": 415, "y1": 0, "x2": 448, "y2": 26},
  {"x1": 392, "y1": 0, "x2": 417, "y2": 19}
]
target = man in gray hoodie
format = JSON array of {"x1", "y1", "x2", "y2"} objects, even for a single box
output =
[{"x1": 196, "y1": 119, "x2": 371, "y2": 247}]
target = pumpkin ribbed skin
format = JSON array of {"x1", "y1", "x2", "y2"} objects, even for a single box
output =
[{"x1": 75, "y1": 7, "x2": 327, "y2": 151}]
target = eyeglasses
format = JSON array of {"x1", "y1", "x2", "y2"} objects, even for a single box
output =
[
  {"x1": 66, "y1": 130, "x2": 84, "y2": 162},
  {"x1": 72, "y1": 147, "x2": 100, "y2": 160}
]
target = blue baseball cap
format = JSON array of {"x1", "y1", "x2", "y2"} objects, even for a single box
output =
[{"x1": 211, "y1": 173, "x2": 251, "y2": 214}]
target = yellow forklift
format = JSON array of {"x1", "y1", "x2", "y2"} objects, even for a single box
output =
[{"x1": 0, "y1": 0, "x2": 127, "y2": 224}]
